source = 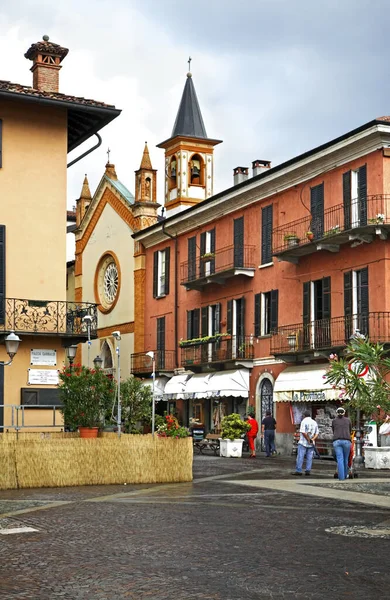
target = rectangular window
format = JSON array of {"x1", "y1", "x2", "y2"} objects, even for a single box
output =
[
  {"x1": 255, "y1": 290, "x2": 278, "y2": 336},
  {"x1": 303, "y1": 277, "x2": 331, "y2": 348},
  {"x1": 0, "y1": 120, "x2": 2, "y2": 168},
  {"x1": 187, "y1": 308, "x2": 200, "y2": 340},
  {"x1": 153, "y1": 247, "x2": 170, "y2": 297},
  {"x1": 261, "y1": 205, "x2": 273, "y2": 264},
  {"x1": 344, "y1": 267, "x2": 369, "y2": 338},
  {"x1": 200, "y1": 228, "x2": 215, "y2": 276},
  {"x1": 343, "y1": 165, "x2": 367, "y2": 229}
]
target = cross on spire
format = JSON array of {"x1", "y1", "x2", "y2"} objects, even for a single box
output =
[
  {"x1": 188, "y1": 56, "x2": 192, "y2": 72},
  {"x1": 107, "y1": 147, "x2": 111, "y2": 163}
]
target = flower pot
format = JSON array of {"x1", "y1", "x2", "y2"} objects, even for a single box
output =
[
  {"x1": 286, "y1": 237, "x2": 299, "y2": 248},
  {"x1": 219, "y1": 438, "x2": 244, "y2": 458},
  {"x1": 79, "y1": 427, "x2": 99, "y2": 439},
  {"x1": 306, "y1": 232, "x2": 314, "y2": 242}
]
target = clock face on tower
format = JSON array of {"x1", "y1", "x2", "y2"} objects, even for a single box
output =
[{"x1": 94, "y1": 252, "x2": 121, "y2": 313}]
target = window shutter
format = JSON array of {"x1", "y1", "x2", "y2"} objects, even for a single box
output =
[
  {"x1": 303, "y1": 281, "x2": 311, "y2": 348},
  {"x1": 164, "y1": 247, "x2": 170, "y2": 295},
  {"x1": 0, "y1": 225, "x2": 5, "y2": 325},
  {"x1": 358, "y1": 165, "x2": 367, "y2": 226},
  {"x1": 153, "y1": 251, "x2": 158, "y2": 298},
  {"x1": 193, "y1": 308, "x2": 200, "y2": 339},
  {"x1": 261, "y1": 205, "x2": 273, "y2": 264},
  {"x1": 157, "y1": 317, "x2": 165, "y2": 351},
  {"x1": 344, "y1": 271, "x2": 353, "y2": 342},
  {"x1": 200, "y1": 232, "x2": 206, "y2": 256},
  {"x1": 188, "y1": 237, "x2": 196, "y2": 282},
  {"x1": 227, "y1": 300, "x2": 233, "y2": 334},
  {"x1": 310, "y1": 183, "x2": 324, "y2": 239},
  {"x1": 187, "y1": 310, "x2": 192, "y2": 339},
  {"x1": 210, "y1": 228, "x2": 216, "y2": 274},
  {"x1": 233, "y1": 217, "x2": 244, "y2": 267},
  {"x1": 254, "y1": 293, "x2": 261, "y2": 337},
  {"x1": 343, "y1": 171, "x2": 351, "y2": 230},
  {"x1": 215, "y1": 303, "x2": 221, "y2": 334},
  {"x1": 0, "y1": 120, "x2": 2, "y2": 169},
  {"x1": 359, "y1": 267, "x2": 369, "y2": 336},
  {"x1": 201, "y1": 306, "x2": 208, "y2": 337},
  {"x1": 322, "y1": 277, "x2": 331, "y2": 320},
  {"x1": 270, "y1": 289, "x2": 279, "y2": 332},
  {"x1": 238, "y1": 297, "x2": 245, "y2": 340}
]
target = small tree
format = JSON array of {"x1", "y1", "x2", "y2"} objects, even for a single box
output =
[
  {"x1": 221, "y1": 413, "x2": 251, "y2": 440},
  {"x1": 120, "y1": 377, "x2": 153, "y2": 433},
  {"x1": 324, "y1": 334, "x2": 390, "y2": 419}
]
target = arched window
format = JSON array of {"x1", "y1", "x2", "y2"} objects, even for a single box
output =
[
  {"x1": 260, "y1": 379, "x2": 273, "y2": 421},
  {"x1": 145, "y1": 176, "x2": 152, "y2": 200},
  {"x1": 190, "y1": 154, "x2": 203, "y2": 185},
  {"x1": 101, "y1": 340, "x2": 113, "y2": 374},
  {"x1": 169, "y1": 156, "x2": 177, "y2": 190}
]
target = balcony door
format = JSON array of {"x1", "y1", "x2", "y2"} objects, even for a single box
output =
[
  {"x1": 200, "y1": 229, "x2": 215, "y2": 277},
  {"x1": 227, "y1": 297, "x2": 245, "y2": 358},
  {"x1": 343, "y1": 165, "x2": 367, "y2": 229},
  {"x1": 344, "y1": 267, "x2": 369, "y2": 340},
  {"x1": 310, "y1": 183, "x2": 324, "y2": 240},
  {"x1": 157, "y1": 316, "x2": 165, "y2": 370},
  {"x1": 201, "y1": 304, "x2": 221, "y2": 362},
  {"x1": 303, "y1": 277, "x2": 331, "y2": 349}
]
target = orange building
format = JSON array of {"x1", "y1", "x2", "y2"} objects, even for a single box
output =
[
  {"x1": 133, "y1": 71, "x2": 390, "y2": 454},
  {"x1": 0, "y1": 37, "x2": 119, "y2": 431}
]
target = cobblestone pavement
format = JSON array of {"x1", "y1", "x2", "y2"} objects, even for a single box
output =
[{"x1": 0, "y1": 455, "x2": 389, "y2": 599}]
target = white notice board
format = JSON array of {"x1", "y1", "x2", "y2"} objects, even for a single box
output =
[
  {"x1": 30, "y1": 349, "x2": 57, "y2": 366},
  {"x1": 28, "y1": 369, "x2": 59, "y2": 385}
]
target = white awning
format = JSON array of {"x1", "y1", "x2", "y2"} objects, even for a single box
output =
[
  {"x1": 163, "y1": 374, "x2": 191, "y2": 399},
  {"x1": 185, "y1": 373, "x2": 213, "y2": 399},
  {"x1": 208, "y1": 369, "x2": 249, "y2": 398},
  {"x1": 274, "y1": 364, "x2": 339, "y2": 402},
  {"x1": 142, "y1": 377, "x2": 167, "y2": 399}
]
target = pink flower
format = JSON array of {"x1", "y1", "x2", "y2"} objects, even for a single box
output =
[{"x1": 377, "y1": 405, "x2": 381, "y2": 409}]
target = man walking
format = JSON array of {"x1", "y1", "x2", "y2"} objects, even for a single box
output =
[
  {"x1": 245, "y1": 414, "x2": 259, "y2": 458},
  {"x1": 332, "y1": 407, "x2": 352, "y2": 480},
  {"x1": 292, "y1": 410, "x2": 318, "y2": 476},
  {"x1": 261, "y1": 410, "x2": 277, "y2": 457}
]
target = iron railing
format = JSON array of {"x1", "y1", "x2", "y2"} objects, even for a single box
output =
[
  {"x1": 180, "y1": 245, "x2": 256, "y2": 285},
  {"x1": 0, "y1": 298, "x2": 97, "y2": 337},
  {"x1": 271, "y1": 312, "x2": 390, "y2": 354},
  {"x1": 273, "y1": 195, "x2": 390, "y2": 253},
  {"x1": 180, "y1": 334, "x2": 254, "y2": 366},
  {"x1": 131, "y1": 350, "x2": 176, "y2": 375},
  {"x1": 0, "y1": 404, "x2": 63, "y2": 431}
]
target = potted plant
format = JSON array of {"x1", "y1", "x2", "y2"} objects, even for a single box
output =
[
  {"x1": 238, "y1": 342, "x2": 254, "y2": 359},
  {"x1": 219, "y1": 413, "x2": 250, "y2": 458},
  {"x1": 306, "y1": 231, "x2": 314, "y2": 242},
  {"x1": 369, "y1": 213, "x2": 385, "y2": 225},
  {"x1": 58, "y1": 365, "x2": 114, "y2": 438},
  {"x1": 283, "y1": 233, "x2": 300, "y2": 248},
  {"x1": 200, "y1": 252, "x2": 215, "y2": 261}
]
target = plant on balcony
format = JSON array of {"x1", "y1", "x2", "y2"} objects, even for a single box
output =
[
  {"x1": 221, "y1": 413, "x2": 251, "y2": 441},
  {"x1": 179, "y1": 333, "x2": 230, "y2": 347},
  {"x1": 200, "y1": 252, "x2": 215, "y2": 260},
  {"x1": 238, "y1": 342, "x2": 254, "y2": 359},
  {"x1": 368, "y1": 213, "x2": 385, "y2": 225},
  {"x1": 324, "y1": 334, "x2": 390, "y2": 418},
  {"x1": 283, "y1": 233, "x2": 300, "y2": 247},
  {"x1": 324, "y1": 225, "x2": 341, "y2": 237},
  {"x1": 59, "y1": 365, "x2": 115, "y2": 433},
  {"x1": 306, "y1": 231, "x2": 314, "y2": 241}
]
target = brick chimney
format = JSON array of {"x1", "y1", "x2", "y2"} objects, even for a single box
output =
[
  {"x1": 25, "y1": 35, "x2": 69, "y2": 93},
  {"x1": 233, "y1": 166, "x2": 249, "y2": 186},
  {"x1": 252, "y1": 159, "x2": 271, "y2": 177}
]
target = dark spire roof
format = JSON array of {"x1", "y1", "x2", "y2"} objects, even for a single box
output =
[{"x1": 171, "y1": 73, "x2": 207, "y2": 139}]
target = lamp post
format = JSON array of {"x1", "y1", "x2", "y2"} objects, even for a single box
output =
[
  {"x1": 66, "y1": 345, "x2": 78, "y2": 372},
  {"x1": 1, "y1": 331, "x2": 21, "y2": 366},
  {"x1": 83, "y1": 315, "x2": 92, "y2": 368},
  {"x1": 146, "y1": 351, "x2": 156, "y2": 438},
  {"x1": 112, "y1": 331, "x2": 121, "y2": 438},
  {"x1": 93, "y1": 355, "x2": 103, "y2": 370}
]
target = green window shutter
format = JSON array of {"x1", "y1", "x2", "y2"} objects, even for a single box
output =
[
  {"x1": 261, "y1": 205, "x2": 273, "y2": 264},
  {"x1": 343, "y1": 171, "x2": 351, "y2": 230},
  {"x1": 164, "y1": 247, "x2": 170, "y2": 295},
  {"x1": 0, "y1": 225, "x2": 6, "y2": 326},
  {"x1": 153, "y1": 251, "x2": 158, "y2": 298},
  {"x1": 254, "y1": 293, "x2": 261, "y2": 337}
]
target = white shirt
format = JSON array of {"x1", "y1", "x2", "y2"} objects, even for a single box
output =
[{"x1": 299, "y1": 417, "x2": 319, "y2": 448}]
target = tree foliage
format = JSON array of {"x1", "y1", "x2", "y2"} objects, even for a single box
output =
[{"x1": 120, "y1": 377, "x2": 153, "y2": 433}]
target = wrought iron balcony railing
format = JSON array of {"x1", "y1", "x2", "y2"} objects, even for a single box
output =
[
  {"x1": 271, "y1": 312, "x2": 390, "y2": 355},
  {"x1": 181, "y1": 334, "x2": 254, "y2": 367},
  {"x1": 180, "y1": 245, "x2": 256, "y2": 290},
  {"x1": 273, "y1": 195, "x2": 390, "y2": 256},
  {"x1": 131, "y1": 350, "x2": 176, "y2": 375},
  {"x1": 0, "y1": 298, "x2": 97, "y2": 337}
]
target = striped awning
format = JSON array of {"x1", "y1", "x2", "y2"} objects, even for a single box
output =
[{"x1": 274, "y1": 364, "x2": 339, "y2": 402}]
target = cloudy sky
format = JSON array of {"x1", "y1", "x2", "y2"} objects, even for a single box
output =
[{"x1": 2, "y1": 0, "x2": 390, "y2": 216}]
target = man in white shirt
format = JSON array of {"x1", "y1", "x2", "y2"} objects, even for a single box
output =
[{"x1": 292, "y1": 410, "x2": 319, "y2": 476}]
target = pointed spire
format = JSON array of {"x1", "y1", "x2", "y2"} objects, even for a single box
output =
[
  {"x1": 80, "y1": 174, "x2": 91, "y2": 200},
  {"x1": 171, "y1": 73, "x2": 207, "y2": 139},
  {"x1": 140, "y1": 142, "x2": 153, "y2": 170}
]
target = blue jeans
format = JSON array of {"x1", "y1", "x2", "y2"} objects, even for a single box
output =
[
  {"x1": 264, "y1": 430, "x2": 276, "y2": 456},
  {"x1": 333, "y1": 439, "x2": 352, "y2": 480},
  {"x1": 296, "y1": 444, "x2": 315, "y2": 473}
]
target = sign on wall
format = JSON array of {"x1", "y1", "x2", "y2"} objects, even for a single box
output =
[
  {"x1": 28, "y1": 369, "x2": 59, "y2": 385},
  {"x1": 30, "y1": 349, "x2": 57, "y2": 366}
]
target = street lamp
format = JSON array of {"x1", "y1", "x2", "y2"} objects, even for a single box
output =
[
  {"x1": 112, "y1": 331, "x2": 121, "y2": 438},
  {"x1": 349, "y1": 329, "x2": 366, "y2": 468},
  {"x1": 66, "y1": 345, "x2": 78, "y2": 372},
  {"x1": 82, "y1": 315, "x2": 93, "y2": 368},
  {"x1": 93, "y1": 355, "x2": 103, "y2": 370},
  {"x1": 1, "y1": 331, "x2": 21, "y2": 366},
  {"x1": 146, "y1": 350, "x2": 156, "y2": 438}
]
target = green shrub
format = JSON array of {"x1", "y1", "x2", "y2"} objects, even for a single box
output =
[{"x1": 221, "y1": 413, "x2": 250, "y2": 440}]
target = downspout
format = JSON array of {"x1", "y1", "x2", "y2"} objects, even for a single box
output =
[
  {"x1": 161, "y1": 222, "x2": 179, "y2": 368},
  {"x1": 67, "y1": 133, "x2": 102, "y2": 168}
]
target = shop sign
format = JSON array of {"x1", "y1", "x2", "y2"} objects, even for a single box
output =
[
  {"x1": 28, "y1": 369, "x2": 59, "y2": 385},
  {"x1": 30, "y1": 349, "x2": 57, "y2": 366},
  {"x1": 293, "y1": 391, "x2": 326, "y2": 402}
]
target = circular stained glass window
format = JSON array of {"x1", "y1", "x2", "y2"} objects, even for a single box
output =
[
  {"x1": 95, "y1": 253, "x2": 121, "y2": 312},
  {"x1": 103, "y1": 262, "x2": 118, "y2": 304}
]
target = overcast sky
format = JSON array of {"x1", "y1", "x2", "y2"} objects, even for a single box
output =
[{"x1": 2, "y1": 0, "x2": 390, "y2": 218}]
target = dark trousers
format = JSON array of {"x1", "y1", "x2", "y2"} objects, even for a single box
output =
[{"x1": 264, "y1": 430, "x2": 275, "y2": 456}]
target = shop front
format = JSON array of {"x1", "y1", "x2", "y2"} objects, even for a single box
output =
[{"x1": 273, "y1": 364, "x2": 341, "y2": 456}]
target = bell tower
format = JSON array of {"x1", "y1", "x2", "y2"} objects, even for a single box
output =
[
  {"x1": 133, "y1": 143, "x2": 159, "y2": 231},
  {"x1": 157, "y1": 67, "x2": 222, "y2": 216}
]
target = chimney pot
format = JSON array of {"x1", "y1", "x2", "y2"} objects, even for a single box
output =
[
  {"x1": 25, "y1": 37, "x2": 69, "y2": 93},
  {"x1": 233, "y1": 166, "x2": 249, "y2": 186},
  {"x1": 252, "y1": 159, "x2": 271, "y2": 177}
]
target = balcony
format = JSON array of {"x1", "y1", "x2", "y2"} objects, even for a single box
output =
[
  {"x1": 130, "y1": 350, "x2": 176, "y2": 376},
  {"x1": 0, "y1": 298, "x2": 97, "y2": 341},
  {"x1": 180, "y1": 245, "x2": 256, "y2": 291},
  {"x1": 180, "y1": 334, "x2": 254, "y2": 368},
  {"x1": 271, "y1": 312, "x2": 390, "y2": 357},
  {"x1": 273, "y1": 195, "x2": 390, "y2": 263}
]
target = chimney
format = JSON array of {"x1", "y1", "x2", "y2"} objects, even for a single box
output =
[
  {"x1": 233, "y1": 166, "x2": 249, "y2": 186},
  {"x1": 25, "y1": 35, "x2": 69, "y2": 93},
  {"x1": 252, "y1": 159, "x2": 271, "y2": 177}
]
